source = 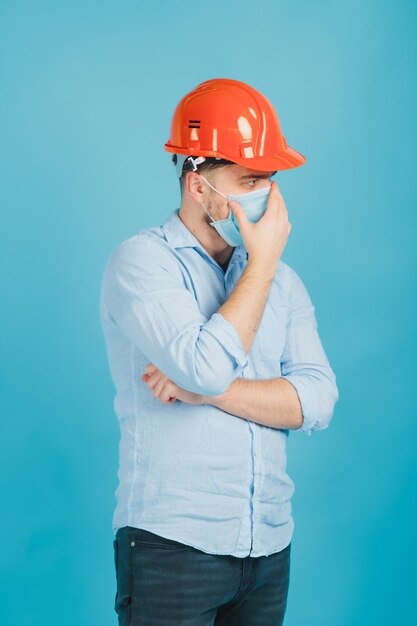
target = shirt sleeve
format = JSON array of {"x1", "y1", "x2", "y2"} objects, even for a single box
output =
[
  {"x1": 280, "y1": 266, "x2": 339, "y2": 436},
  {"x1": 100, "y1": 236, "x2": 249, "y2": 396}
]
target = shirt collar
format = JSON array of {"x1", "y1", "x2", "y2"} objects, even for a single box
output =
[{"x1": 161, "y1": 208, "x2": 248, "y2": 263}]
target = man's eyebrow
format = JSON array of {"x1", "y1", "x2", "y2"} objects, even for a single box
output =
[{"x1": 238, "y1": 172, "x2": 276, "y2": 179}]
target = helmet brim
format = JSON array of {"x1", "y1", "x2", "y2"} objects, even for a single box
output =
[{"x1": 164, "y1": 142, "x2": 306, "y2": 171}]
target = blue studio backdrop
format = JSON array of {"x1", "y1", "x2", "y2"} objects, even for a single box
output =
[{"x1": 1, "y1": 1, "x2": 416, "y2": 625}]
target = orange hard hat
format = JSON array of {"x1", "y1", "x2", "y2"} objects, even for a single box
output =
[{"x1": 164, "y1": 77, "x2": 306, "y2": 172}]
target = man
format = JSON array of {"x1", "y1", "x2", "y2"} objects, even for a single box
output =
[{"x1": 100, "y1": 78, "x2": 339, "y2": 625}]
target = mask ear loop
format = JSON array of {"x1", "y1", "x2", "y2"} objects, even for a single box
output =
[
  {"x1": 201, "y1": 200, "x2": 215, "y2": 222},
  {"x1": 198, "y1": 173, "x2": 230, "y2": 201},
  {"x1": 199, "y1": 174, "x2": 232, "y2": 224}
]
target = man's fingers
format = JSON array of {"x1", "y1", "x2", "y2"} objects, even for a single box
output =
[
  {"x1": 151, "y1": 377, "x2": 178, "y2": 403},
  {"x1": 271, "y1": 179, "x2": 284, "y2": 199},
  {"x1": 143, "y1": 369, "x2": 162, "y2": 389},
  {"x1": 153, "y1": 376, "x2": 167, "y2": 398},
  {"x1": 160, "y1": 382, "x2": 178, "y2": 404},
  {"x1": 141, "y1": 365, "x2": 178, "y2": 404},
  {"x1": 229, "y1": 200, "x2": 248, "y2": 229}
]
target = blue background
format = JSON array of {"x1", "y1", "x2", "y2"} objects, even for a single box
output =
[{"x1": 1, "y1": 1, "x2": 416, "y2": 624}]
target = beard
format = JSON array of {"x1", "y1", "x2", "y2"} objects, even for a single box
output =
[{"x1": 202, "y1": 193, "x2": 228, "y2": 224}]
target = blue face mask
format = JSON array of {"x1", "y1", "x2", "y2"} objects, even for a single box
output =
[{"x1": 199, "y1": 174, "x2": 271, "y2": 247}]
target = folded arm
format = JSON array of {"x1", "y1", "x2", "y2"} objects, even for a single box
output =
[
  {"x1": 204, "y1": 267, "x2": 339, "y2": 436},
  {"x1": 99, "y1": 236, "x2": 249, "y2": 396},
  {"x1": 203, "y1": 376, "x2": 304, "y2": 430}
]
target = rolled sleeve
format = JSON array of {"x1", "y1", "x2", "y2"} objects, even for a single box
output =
[
  {"x1": 100, "y1": 237, "x2": 249, "y2": 396},
  {"x1": 284, "y1": 375, "x2": 321, "y2": 436},
  {"x1": 280, "y1": 267, "x2": 339, "y2": 436},
  {"x1": 205, "y1": 312, "x2": 250, "y2": 369}
]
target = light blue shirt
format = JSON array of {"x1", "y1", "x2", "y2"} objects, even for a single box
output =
[{"x1": 99, "y1": 208, "x2": 339, "y2": 557}]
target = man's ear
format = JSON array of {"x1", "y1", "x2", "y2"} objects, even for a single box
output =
[{"x1": 186, "y1": 171, "x2": 205, "y2": 202}]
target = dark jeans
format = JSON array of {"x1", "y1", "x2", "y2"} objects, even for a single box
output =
[{"x1": 113, "y1": 525, "x2": 291, "y2": 625}]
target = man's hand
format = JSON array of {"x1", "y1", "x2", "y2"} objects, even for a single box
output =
[{"x1": 141, "y1": 363, "x2": 207, "y2": 406}]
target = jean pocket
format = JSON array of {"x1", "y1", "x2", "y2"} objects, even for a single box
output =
[
  {"x1": 131, "y1": 528, "x2": 189, "y2": 551},
  {"x1": 113, "y1": 537, "x2": 132, "y2": 623}
]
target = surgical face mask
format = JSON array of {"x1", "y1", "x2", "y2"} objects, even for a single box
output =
[{"x1": 199, "y1": 174, "x2": 271, "y2": 247}]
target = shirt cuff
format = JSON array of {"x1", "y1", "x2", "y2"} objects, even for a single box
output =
[
  {"x1": 283, "y1": 375, "x2": 320, "y2": 436},
  {"x1": 205, "y1": 312, "x2": 250, "y2": 369}
]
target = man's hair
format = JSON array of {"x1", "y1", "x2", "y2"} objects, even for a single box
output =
[{"x1": 174, "y1": 156, "x2": 235, "y2": 198}]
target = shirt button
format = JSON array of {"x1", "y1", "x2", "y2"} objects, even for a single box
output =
[{"x1": 131, "y1": 541, "x2": 136, "y2": 547}]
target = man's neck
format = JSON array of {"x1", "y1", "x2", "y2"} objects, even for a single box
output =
[{"x1": 178, "y1": 206, "x2": 234, "y2": 269}]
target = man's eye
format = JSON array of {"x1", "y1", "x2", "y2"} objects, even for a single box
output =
[{"x1": 246, "y1": 180, "x2": 257, "y2": 186}]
